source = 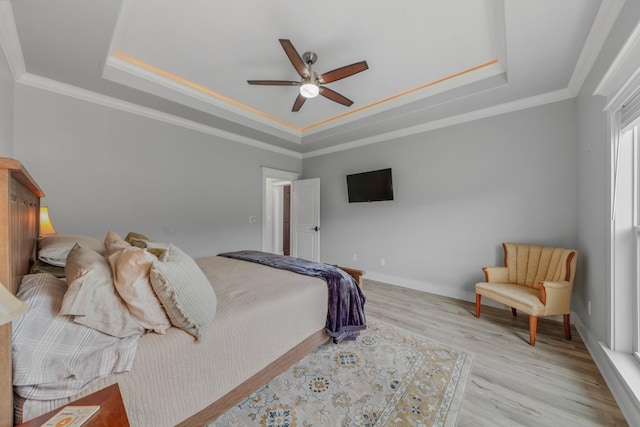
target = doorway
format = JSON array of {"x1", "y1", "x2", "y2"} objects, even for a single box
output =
[
  {"x1": 282, "y1": 185, "x2": 291, "y2": 255},
  {"x1": 267, "y1": 180, "x2": 292, "y2": 255},
  {"x1": 261, "y1": 167, "x2": 299, "y2": 255},
  {"x1": 261, "y1": 168, "x2": 321, "y2": 261}
]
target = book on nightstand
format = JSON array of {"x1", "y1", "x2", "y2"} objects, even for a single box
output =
[{"x1": 42, "y1": 405, "x2": 100, "y2": 427}]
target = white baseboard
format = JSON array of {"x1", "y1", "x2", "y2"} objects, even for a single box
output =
[
  {"x1": 364, "y1": 271, "x2": 477, "y2": 303},
  {"x1": 363, "y1": 270, "x2": 570, "y2": 319},
  {"x1": 573, "y1": 315, "x2": 640, "y2": 425}
]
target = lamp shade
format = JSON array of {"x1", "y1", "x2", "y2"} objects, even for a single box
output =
[
  {"x1": 0, "y1": 283, "x2": 27, "y2": 326},
  {"x1": 39, "y1": 206, "x2": 57, "y2": 236}
]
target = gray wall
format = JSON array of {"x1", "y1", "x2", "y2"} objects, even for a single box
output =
[
  {"x1": 0, "y1": 44, "x2": 13, "y2": 157},
  {"x1": 303, "y1": 99, "x2": 579, "y2": 301},
  {"x1": 575, "y1": 71, "x2": 610, "y2": 346},
  {"x1": 12, "y1": 84, "x2": 301, "y2": 258}
]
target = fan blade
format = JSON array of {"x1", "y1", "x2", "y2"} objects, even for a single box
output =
[
  {"x1": 318, "y1": 61, "x2": 369, "y2": 84},
  {"x1": 247, "y1": 80, "x2": 300, "y2": 86},
  {"x1": 319, "y1": 86, "x2": 353, "y2": 107},
  {"x1": 292, "y1": 94, "x2": 307, "y2": 112},
  {"x1": 279, "y1": 39, "x2": 309, "y2": 78}
]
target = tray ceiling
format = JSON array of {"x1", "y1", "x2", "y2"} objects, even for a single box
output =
[{"x1": 7, "y1": 0, "x2": 614, "y2": 155}]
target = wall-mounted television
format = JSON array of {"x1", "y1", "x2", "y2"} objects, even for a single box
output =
[{"x1": 346, "y1": 168, "x2": 394, "y2": 203}]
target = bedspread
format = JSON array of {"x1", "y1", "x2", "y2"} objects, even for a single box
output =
[{"x1": 219, "y1": 250, "x2": 366, "y2": 342}]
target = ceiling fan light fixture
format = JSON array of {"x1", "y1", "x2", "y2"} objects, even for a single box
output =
[
  {"x1": 300, "y1": 81, "x2": 319, "y2": 98},
  {"x1": 248, "y1": 39, "x2": 368, "y2": 110}
]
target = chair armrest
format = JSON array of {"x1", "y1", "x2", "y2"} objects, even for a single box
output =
[
  {"x1": 539, "y1": 281, "x2": 572, "y2": 314},
  {"x1": 540, "y1": 280, "x2": 571, "y2": 290},
  {"x1": 482, "y1": 266, "x2": 508, "y2": 283}
]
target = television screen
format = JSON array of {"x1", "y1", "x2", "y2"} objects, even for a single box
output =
[{"x1": 346, "y1": 168, "x2": 394, "y2": 203}]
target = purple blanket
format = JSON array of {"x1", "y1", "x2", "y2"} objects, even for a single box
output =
[{"x1": 218, "y1": 251, "x2": 366, "y2": 343}]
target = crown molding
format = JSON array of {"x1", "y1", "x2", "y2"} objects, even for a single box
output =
[
  {"x1": 103, "y1": 54, "x2": 303, "y2": 141},
  {"x1": 0, "y1": 1, "x2": 25, "y2": 79},
  {"x1": 16, "y1": 73, "x2": 302, "y2": 159},
  {"x1": 595, "y1": 11, "x2": 640, "y2": 105},
  {"x1": 8, "y1": 72, "x2": 583, "y2": 162},
  {"x1": 489, "y1": 0, "x2": 507, "y2": 70},
  {"x1": 6, "y1": 66, "x2": 580, "y2": 163},
  {"x1": 568, "y1": 0, "x2": 626, "y2": 96},
  {"x1": 13, "y1": 66, "x2": 574, "y2": 162},
  {"x1": 300, "y1": 60, "x2": 505, "y2": 138},
  {"x1": 302, "y1": 88, "x2": 574, "y2": 158},
  {"x1": 17, "y1": 68, "x2": 574, "y2": 163}
]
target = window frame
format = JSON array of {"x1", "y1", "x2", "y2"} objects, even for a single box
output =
[{"x1": 633, "y1": 125, "x2": 640, "y2": 362}]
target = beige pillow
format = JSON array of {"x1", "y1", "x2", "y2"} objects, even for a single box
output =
[
  {"x1": 61, "y1": 244, "x2": 145, "y2": 338},
  {"x1": 150, "y1": 244, "x2": 217, "y2": 340},
  {"x1": 38, "y1": 234, "x2": 106, "y2": 267},
  {"x1": 109, "y1": 247, "x2": 171, "y2": 334},
  {"x1": 104, "y1": 231, "x2": 132, "y2": 256}
]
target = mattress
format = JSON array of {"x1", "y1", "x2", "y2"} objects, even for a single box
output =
[{"x1": 18, "y1": 256, "x2": 328, "y2": 426}]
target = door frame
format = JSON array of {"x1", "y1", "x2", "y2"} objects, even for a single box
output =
[{"x1": 261, "y1": 167, "x2": 300, "y2": 253}]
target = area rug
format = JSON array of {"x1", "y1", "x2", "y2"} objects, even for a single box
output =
[{"x1": 209, "y1": 320, "x2": 474, "y2": 426}]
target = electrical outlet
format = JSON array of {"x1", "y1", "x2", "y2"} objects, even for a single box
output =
[
  {"x1": 352, "y1": 254, "x2": 358, "y2": 261},
  {"x1": 380, "y1": 258, "x2": 386, "y2": 266},
  {"x1": 587, "y1": 300, "x2": 592, "y2": 316}
]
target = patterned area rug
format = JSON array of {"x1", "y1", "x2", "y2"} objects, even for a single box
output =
[{"x1": 209, "y1": 320, "x2": 474, "y2": 426}]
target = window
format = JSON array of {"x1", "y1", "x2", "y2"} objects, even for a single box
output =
[
  {"x1": 611, "y1": 94, "x2": 640, "y2": 357},
  {"x1": 633, "y1": 125, "x2": 640, "y2": 362},
  {"x1": 594, "y1": 18, "x2": 640, "y2": 417},
  {"x1": 622, "y1": 103, "x2": 640, "y2": 355}
]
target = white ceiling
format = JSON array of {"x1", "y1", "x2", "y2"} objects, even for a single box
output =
[{"x1": 5, "y1": 0, "x2": 617, "y2": 156}]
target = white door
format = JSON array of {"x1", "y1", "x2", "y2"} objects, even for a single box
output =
[{"x1": 291, "y1": 178, "x2": 320, "y2": 261}]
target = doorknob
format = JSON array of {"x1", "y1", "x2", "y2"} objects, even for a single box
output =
[{"x1": 312, "y1": 226, "x2": 319, "y2": 231}]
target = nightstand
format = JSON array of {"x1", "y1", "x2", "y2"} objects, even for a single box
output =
[
  {"x1": 17, "y1": 384, "x2": 130, "y2": 427},
  {"x1": 338, "y1": 266, "x2": 364, "y2": 287}
]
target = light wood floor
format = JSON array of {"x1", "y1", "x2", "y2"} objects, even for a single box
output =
[{"x1": 363, "y1": 279, "x2": 628, "y2": 427}]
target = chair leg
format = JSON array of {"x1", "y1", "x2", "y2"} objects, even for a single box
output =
[
  {"x1": 511, "y1": 307, "x2": 517, "y2": 317},
  {"x1": 564, "y1": 314, "x2": 572, "y2": 340},
  {"x1": 529, "y1": 316, "x2": 537, "y2": 346},
  {"x1": 475, "y1": 294, "x2": 481, "y2": 318}
]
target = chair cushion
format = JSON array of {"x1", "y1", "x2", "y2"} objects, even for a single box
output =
[{"x1": 476, "y1": 282, "x2": 545, "y2": 316}]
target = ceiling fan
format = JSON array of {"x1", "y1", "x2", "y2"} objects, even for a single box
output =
[{"x1": 248, "y1": 39, "x2": 369, "y2": 112}]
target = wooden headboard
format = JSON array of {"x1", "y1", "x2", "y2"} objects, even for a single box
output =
[{"x1": 0, "y1": 157, "x2": 44, "y2": 427}]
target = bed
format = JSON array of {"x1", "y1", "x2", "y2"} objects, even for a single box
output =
[{"x1": 0, "y1": 157, "x2": 366, "y2": 427}]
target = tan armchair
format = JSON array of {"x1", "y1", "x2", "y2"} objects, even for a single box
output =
[{"x1": 475, "y1": 243, "x2": 578, "y2": 346}]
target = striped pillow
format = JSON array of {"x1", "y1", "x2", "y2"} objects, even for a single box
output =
[{"x1": 150, "y1": 244, "x2": 217, "y2": 339}]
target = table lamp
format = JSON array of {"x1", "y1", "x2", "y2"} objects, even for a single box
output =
[{"x1": 39, "y1": 205, "x2": 57, "y2": 236}]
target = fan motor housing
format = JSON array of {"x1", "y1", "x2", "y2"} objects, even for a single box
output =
[{"x1": 302, "y1": 51, "x2": 317, "y2": 65}]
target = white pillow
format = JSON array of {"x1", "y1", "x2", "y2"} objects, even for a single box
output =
[
  {"x1": 109, "y1": 247, "x2": 171, "y2": 334},
  {"x1": 38, "y1": 234, "x2": 106, "y2": 267},
  {"x1": 150, "y1": 244, "x2": 217, "y2": 340}
]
